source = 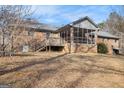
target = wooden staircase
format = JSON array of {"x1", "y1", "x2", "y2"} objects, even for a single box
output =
[
  {"x1": 32, "y1": 37, "x2": 65, "y2": 52},
  {"x1": 33, "y1": 39, "x2": 48, "y2": 52}
]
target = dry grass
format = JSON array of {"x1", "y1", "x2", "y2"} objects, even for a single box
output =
[{"x1": 0, "y1": 52, "x2": 124, "y2": 88}]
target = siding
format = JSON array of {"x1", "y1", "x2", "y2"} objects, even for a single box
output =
[{"x1": 74, "y1": 20, "x2": 97, "y2": 30}]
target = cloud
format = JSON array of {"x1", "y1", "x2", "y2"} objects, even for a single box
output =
[
  {"x1": 32, "y1": 5, "x2": 61, "y2": 17},
  {"x1": 30, "y1": 5, "x2": 119, "y2": 25}
]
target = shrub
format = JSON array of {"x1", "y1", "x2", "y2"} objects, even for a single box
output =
[{"x1": 97, "y1": 43, "x2": 108, "y2": 54}]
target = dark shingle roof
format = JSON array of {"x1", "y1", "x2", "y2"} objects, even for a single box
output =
[
  {"x1": 71, "y1": 16, "x2": 98, "y2": 28},
  {"x1": 10, "y1": 22, "x2": 58, "y2": 32},
  {"x1": 24, "y1": 23, "x2": 58, "y2": 32},
  {"x1": 91, "y1": 31, "x2": 119, "y2": 39},
  {"x1": 23, "y1": 19, "x2": 58, "y2": 32},
  {"x1": 57, "y1": 16, "x2": 99, "y2": 32}
]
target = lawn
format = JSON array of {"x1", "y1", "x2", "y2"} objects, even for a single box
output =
[{"x1": 0, "y1": 52, "x2": 124, "y2": 88}]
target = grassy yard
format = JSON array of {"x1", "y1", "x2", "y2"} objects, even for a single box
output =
[{"x1": 0, "y1": 52, "x2": 124, "y2": 88}]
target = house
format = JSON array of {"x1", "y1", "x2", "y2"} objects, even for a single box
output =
[
  {"x1": 55, "y1": 16, "x2": 98, "y2": 53},
  {"x1": 47, "y1": 16, "x2": 119, "y2": 54},
  {"x1": 24, "y1": 16, "x2": 119, "y2": 54},
  {"x1": 0, "y1": 16, "x2": 119, "y2": 54}
]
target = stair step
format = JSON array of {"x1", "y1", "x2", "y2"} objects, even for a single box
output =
[{"x1": 36, "y1": 46, "x2": 47, "y2": 52}]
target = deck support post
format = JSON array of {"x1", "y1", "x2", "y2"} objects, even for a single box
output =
[
  {"x1": 82, "y1": 28, "x2": 83, "y2": 43},
  {"x1": 87, "y1": 29, "x2": 89, "y2": 45},
  {"x1": 63, "y1": 31, "x2": 64, "y2": 44},
  {"x1": 46, "y1": 39, "x2": 48, "y2": 52},
  {"x1": 91, "y1": 29, "x2": 93, "y2": 44},
  {"x1": 67, "y1": 30, "x2": 68, "y2": 43},
  {"x1": 60, "y1": 32, "x2": 62, "y2": 45},
  {"x1": 49, "y1": 38, "x2": 51, "y2": 52},
  {"x1": 69, "y1": 26, "x2": 74, "y2": 53},
  {"x1": 95, "y1": 29, "x2": 98, "y2": 45},
  {"x1": 78, "y1": 24, "x2": 80, "y2": 43}
]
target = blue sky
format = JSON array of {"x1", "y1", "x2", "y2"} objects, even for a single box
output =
[{"x1": 31, "y1": 5, "x2": 122, "y2": 26}]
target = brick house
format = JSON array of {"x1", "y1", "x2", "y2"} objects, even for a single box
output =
[
  {"x1": 54, "y1": 16, "x2": 120, "y2": 54},
  {"x1": 12, "y1": 20, "x2": 58, "y2": 52},
  {"x1": 24, "y1": 16, "x2": 119, "y2": 54},
  {"x1": 0, "y1": 17, "x2": 119, "y2": 54}
]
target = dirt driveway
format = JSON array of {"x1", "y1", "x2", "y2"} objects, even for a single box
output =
[{"x1": 0, "y1": 52, "x2": 124, "y2": 88}]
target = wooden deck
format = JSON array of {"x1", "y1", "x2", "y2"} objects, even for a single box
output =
[{"x1": 49, "y1": 37, "x2": 65, "y2": 46}]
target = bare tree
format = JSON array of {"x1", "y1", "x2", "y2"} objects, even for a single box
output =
[
  {"x1": 0, "y1": 5, "x2": 33, "y2": 55},
  {"x1": 105, "y1": 12, "x2": 124, "y2": 34},
  {"x1": 105, "y1": 10, "x2": 124, "y2": 54}
]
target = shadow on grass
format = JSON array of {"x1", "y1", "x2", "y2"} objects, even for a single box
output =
[
  {"x1": 0, "y1": 53, "x2": 124, "y2": 88},
  {"x1": 5, "y1": 62, "x2": 66, "y2": 88},
  {"x1": 63, "y1": 56, "x2": 124, "y2": 88},
  {"x1": 13, "y1": 53, "x2": 35, "y2": 57},
  {"x1": 0, "y1": 53, "x2": 68, "y2": 76},
  {"x1": 83, "y1": 63, "x2": 124, "y2": 75}
]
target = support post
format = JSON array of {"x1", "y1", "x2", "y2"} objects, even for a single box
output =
[
  {"x1": 87, "y1": 29, "x2": 88, "y2": 45},
  {"x1": 95, "y1": 29, "x2": 98, "y2": 45},
  {"x1": 77, "y1": 27, "x2": 79, "y2": 43},
  {"x1": 49, "y1": 38, "x2": 51, "y2": 52},
  {"x1": 60, "y1": 32, "x2": 61, "y2": 45},
  {"x1": 69, "y1": 26, "x2": 74, "y2": 53},
  {"x1": 67, "y1": 30, "x2": 68, "y2": 43},
  {"x1": 48, "y1": 33, "x2": 51, "y2": 52},
  {"x1": 82, "y1": 28, "x2": 83, "y2": 43},
  {"x1": 90, "y1": 29, "x2": 92, "y2": 44},
  {"x1": 45, "y1": 38, "x2": 48, "y2": 52},
  {"x1": 63, "y1": 31, "x2": 65, "y2": 43}
]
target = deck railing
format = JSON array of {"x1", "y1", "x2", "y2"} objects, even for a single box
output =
[{"x1": 49, "y1": 37, "x2": 65, "y2": 46}]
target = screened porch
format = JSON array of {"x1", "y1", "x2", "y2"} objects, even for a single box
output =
[{"x1": 60, "y1": 27, "x2": 96, "y2": 44}]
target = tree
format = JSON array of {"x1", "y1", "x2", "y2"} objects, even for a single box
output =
[
  {"x1": 0, "y1": 5, "x2": 33, "y2": 55},
  {"x1": 105, "y1": 12, "x2": 124, "y2": 34},
  {"x1": 104, "y1": 11, "x2": 124, "y2": 54},
  {"x1": 98, "y1": 22, "x2": 105, "y2": 30}
]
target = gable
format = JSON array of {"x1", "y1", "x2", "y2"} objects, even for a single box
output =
[{"x1": 73, "y1": 19, "x2": 97, "y2": 30}]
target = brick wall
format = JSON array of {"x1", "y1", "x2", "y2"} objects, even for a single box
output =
[
  {"x1": 13, "y1": 29, "x2": 45, "y2": 52},
  {"x1": 97, "y1": 37, "x2": 119, "y2": 54},
  {"x1": 63, "y1": 43, "x2": 97, "y2": 53}
]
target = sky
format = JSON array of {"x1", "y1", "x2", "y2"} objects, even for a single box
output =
[{"x1": 31, "y1": 5, "x2": 122, "y2": 26}]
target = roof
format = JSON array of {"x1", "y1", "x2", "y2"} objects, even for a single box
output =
[
  {"x1": 9, "y1": 19, "x2": 58, "y2": 33},
  {"x1": 23, "y1": 19, "x2": 58, "y2": 32},
  {"x1": 10, "y1": 16, "x2": 98, "y2": 33},
  {"x1": 24, "y1": 23, "x2": 58, "y2": 32},
  {"x1": 57, "y1": 16, "x2": 99, "y2": 32},
  {"x1": 91, "y1": 31, "x2": 119, "y2": 39},
  {"x1": 71, "y1": 16, "x2": 98, "y2": 28}
]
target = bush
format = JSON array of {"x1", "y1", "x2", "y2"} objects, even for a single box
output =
[{"x1": 97, "y1": 43, "x2": 108, "y2": 54}]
